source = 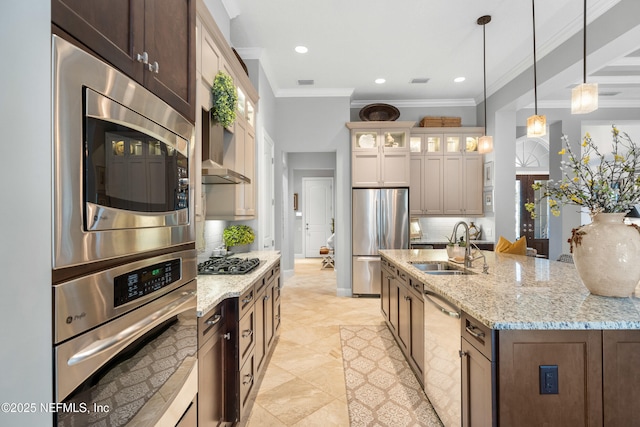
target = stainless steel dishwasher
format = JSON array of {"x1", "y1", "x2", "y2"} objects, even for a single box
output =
[{"x1": 424, "y1": 290, "x2": 461, "y2": 427}]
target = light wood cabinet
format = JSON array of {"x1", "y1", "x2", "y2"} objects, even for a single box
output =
[
  {"x1": 410, "y1": 128, "x2": 483, "y2": 216},
  {"x1": 197, "y1": 7, "x2": 258, "y2": 220},
  {"x1": 347, "y1": 122, "x2": 413, "y2": 187},
  {"x1": 53, "y1": 0, "x2": 196, "y2": 123}
]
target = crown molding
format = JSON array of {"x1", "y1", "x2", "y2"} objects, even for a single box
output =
[
  {"x1": 350, "y1": 98, "x2": 477, "y2": 108},
  {"x1": 220, "y1": 0, "x2": 240, "y2": 19},
  {"x1": 529, "y1": 99, "x2": 640, "y2": 109},
  {"x1": 275, "y1": 88, "x2": 355, "y2": 98}
]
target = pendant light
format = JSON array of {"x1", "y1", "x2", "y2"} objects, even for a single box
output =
[
  {"x1": 477, "y1": 15, "x2": 493, "y2": 154},
  {"x1": 571, "y1": 0, "x2": 598, "y2": 114},
  {"x1": 527, "y1": 0, "x2": 546, "y2": 138}
]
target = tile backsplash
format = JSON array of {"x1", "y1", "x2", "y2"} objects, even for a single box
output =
[
  {"x1": 198, "y1": 220, "x2": 226, "y2": 263},
  {"x1": 415, "y1": 217, "x2": 495, "y2": 242}
]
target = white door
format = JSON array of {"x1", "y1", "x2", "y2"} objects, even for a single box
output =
[
  {"x1": 303, "y1": 177, "x2": 334, "y2": 258},
  {"x1": 259, "y1": 132, "x2": 275, "y2": 250}
]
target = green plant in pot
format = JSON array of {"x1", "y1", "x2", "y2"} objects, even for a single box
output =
[
  {"x1": 211, "y1": 71, "x2": 237, "y2": 128},
  {"x1": 223, "y1": 225, "x2": 255, "y2": 253},
  {"x1": 445, "y1": 235, "x2": 465, "y2": 259}
]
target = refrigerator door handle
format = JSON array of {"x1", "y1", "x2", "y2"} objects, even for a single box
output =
[
  {"x1": 356, "y1": 256, "x2": 380, "y2": 261},
  {"x1": 376, "y1": 196, "x2": 380, "y2": 249},
  {"x1": 379, "y1": 193, "x2": 385, "y2": 249}
]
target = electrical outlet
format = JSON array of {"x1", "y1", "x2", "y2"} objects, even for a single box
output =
[{"x1": 539, "y1": 365, "x2": 559, "y2": 394}]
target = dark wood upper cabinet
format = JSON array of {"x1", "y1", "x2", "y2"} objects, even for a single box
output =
[{"x1": 52, "y1": 0, "x2": 196, "y2": 123}]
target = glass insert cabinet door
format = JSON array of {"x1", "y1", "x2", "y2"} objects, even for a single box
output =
[
  {"x1": 382, "y1": 131, "x2": 406, "y2": 149},
  {"x1": 516, "y1": 174, "x2": 550, "y2": 258},
  {"x1": 445, "y1": 135, "x2": 480, "y2": 153},
  {"x1": 354, "y1": 131, "x2": 378, "y2": 149},
  {"x1": 409, "y1": 135, "x2": 441, "y2": 153}
]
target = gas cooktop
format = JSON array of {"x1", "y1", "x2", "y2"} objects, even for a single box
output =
[{"x1": 197, "y1": 256, "x2": 261, "y2": 275}]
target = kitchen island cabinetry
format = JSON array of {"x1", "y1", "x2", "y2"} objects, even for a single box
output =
[
  {"x1": 347, "y1": 121, "x2": 413, "y2": 187},
  {"x1": 380, "y1": 249, "x2": 640, "y2": 427},
  {"x1": 52, "y1": 0, "x2": 196, "y2": 123},
  {"x1": 409, "y1": 128, "x2": 483, "y2": 216},
  {"x1": 380, "y1": 259, "x2": 424, "y2": 381}
]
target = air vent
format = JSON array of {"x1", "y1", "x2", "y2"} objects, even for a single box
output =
[
  {"x1": 600, "y1": 91, "x2": 621, "y2": 97},
  {"x1": 410, "y1": 78, "x2": 430, "y2": 84},
  {"x1": 297, "y1": 79, "x2": 315, "y2": 86}
]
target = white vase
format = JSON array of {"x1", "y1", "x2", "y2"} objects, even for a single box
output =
[{"x1": 571, "y1": 212, "x2": 640, "y2": 297}]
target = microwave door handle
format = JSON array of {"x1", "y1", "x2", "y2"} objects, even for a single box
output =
[{"x1": 67, "y1": 291, "x2": 195, "y2": 366}]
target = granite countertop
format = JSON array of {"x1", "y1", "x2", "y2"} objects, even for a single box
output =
[
  {"x1": 380, "y1": 249, "x2": 640, "y2": 331},
  {"x1": 197, "y1": 250, "x2": 281, "y2": 316}
]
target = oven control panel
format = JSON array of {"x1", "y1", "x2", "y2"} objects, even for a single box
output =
[{"x1": 114, "y1": 258, "x2": 182, "y2": 307}]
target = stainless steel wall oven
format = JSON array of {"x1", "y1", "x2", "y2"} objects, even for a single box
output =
[{"x1": 52, "y1": 34, "x2": 198, "y2": 426}]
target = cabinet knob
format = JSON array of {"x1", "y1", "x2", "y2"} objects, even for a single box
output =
[
  {"x1": 136, "y1": 51, "x2": 148, "y2": 64},
  {"x1": 459, "y1": 350, "x2": 468, "y2": 358},
  {"x1": 148, "y1": 61, "x2": 159, "y2": 74}
]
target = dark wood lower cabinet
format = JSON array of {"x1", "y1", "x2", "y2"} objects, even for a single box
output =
[
  {"x1": 461, "y1": 337, "x2": 494, "y2": 427},
  {"x1": 198, "y1": 300, "x2": 230, "y2": 427},
  {"x1": 603, "y1": 330, "x2": 640, "y2": 427},
  {"x1": 498, "y1": 330, "x2": 603, "y2": 427}
]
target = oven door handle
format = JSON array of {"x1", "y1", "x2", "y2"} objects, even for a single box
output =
[{"x1": 67, "y1": 291, "x2": 196, "y2": 366}]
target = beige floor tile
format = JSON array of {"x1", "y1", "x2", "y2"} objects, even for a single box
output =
[
  {"x1": 255, "y1": 377, "x2": 335, "y2": 425},
  {"x1": 246, "y1": 258, "x2": 382, "y2": 426},
  {"x1": 290, "y1": 398, "x2": 350, "y2": 427}
]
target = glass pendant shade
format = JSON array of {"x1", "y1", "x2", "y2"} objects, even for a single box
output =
[
  {"x1": 478, "y1": 135, "x2": 493, "y2": 154},
  {"x1": 571, "y1": 83, "x2": 598, "y2": 114},
  {"x1": 527, "y1": 114, "x2": 546, "y2": 137}
]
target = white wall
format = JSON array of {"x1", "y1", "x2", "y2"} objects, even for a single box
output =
[{"x1": 0, "y1": 2, "x2": 53, "y2": 425}]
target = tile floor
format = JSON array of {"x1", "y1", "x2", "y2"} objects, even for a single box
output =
[{"x1": 243, "y1": 258, "x2": 383, "y2": 427}]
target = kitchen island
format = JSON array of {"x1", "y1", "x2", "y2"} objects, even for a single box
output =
[{"x1": 380, "y1": 249, "x2": 640, "y2": 427}]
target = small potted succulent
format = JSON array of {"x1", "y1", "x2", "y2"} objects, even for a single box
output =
[{"x1": 223, "y1": 225, "x2": 255, "y2": 253}]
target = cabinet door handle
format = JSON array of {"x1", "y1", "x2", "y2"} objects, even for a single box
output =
[
  {"x1": 136, "y1": 51, "x2": 148, "y2": 64},
  {"x1": 223, "y1": 332, "x2": 231, "y2": 340},
  {"x1": 242, "y1": 294, "x2": 253, "y2": 304},
  {"x1": 242, "y1": 329, "x2": 253, "y2": 338},
  {"x1": 459, "y1": 350, "x2": 468, "y2": 358},
  {"x1": 387, "y1": 275, "x2": 394, "y2": 280},
  {"x1": 264, "y1": 295, "x2": 270, "y2": 301},
  {"x1": 465, "y1": 325, "x2": 486, "y2": 339},
  {"x1": 148, "y1": 61, "x2": 159, "y2": 74},
  {"x1": 243, "y1": 374, "x2": 254, "y2": 385},
  {"x1": 404, "y1": 295, "x2": 411, "y2": 301},
  {"x1": 205, "y1": 314, "x2": 222, "y2": 326}
]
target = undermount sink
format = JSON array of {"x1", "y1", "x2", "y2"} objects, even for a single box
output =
[{"x1": 409, "y1": 261, "x2": 476, "y2": 275}]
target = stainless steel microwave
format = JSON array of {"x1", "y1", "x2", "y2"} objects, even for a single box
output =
[{"x1": 52, "y1": 35, "x2": 195, "y2": 269}]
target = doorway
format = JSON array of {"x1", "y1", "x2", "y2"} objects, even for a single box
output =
[
  {"x1": 516, "y1": 174, "x2": 549, "y2": 258},
  {"x1": 302, "y1": 177, "x2": 334, "y2": 258}
]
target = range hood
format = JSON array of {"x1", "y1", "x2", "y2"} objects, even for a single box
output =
[{"x1": 201, "y1": 108, "x2": 250, "y2": 184}]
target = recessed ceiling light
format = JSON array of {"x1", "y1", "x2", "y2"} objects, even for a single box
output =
[
  {"x1": 295, "y1": 46, "x2": 308, "y2": 54},
  {"x1": 375, "y1": 78, "x2": 386, "y2": 84},
  {"x1": 454, "y1": 77, "x2": 466, "y2": 83}
]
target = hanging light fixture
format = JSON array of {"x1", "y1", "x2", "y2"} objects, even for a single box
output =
[
  {"x1": 571, "y1": 0, "x2": 598, "y2": 114},
  {"x1": 477, "y1": 15, "x2": 493, "y2": 154},
  {"x1": 527, "y1": 0, "x2": 546, "y2": 138}
]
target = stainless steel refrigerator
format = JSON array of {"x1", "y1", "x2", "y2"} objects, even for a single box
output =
[{"x1": 352, "y1": 188, "x2": 409, "y2": 295}]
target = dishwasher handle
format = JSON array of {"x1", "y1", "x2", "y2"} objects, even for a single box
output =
[{"x1": 424, "y1": 292, "x2": 460, "y2": 319}]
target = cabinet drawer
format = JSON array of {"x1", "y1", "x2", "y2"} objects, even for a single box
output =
[
  {"x1": 198, "y1": 301, "x2": 224, "y2": 345},
  {"x1": 239, "y1": 309, "x2": 255, "y2": 365},
  {"x1": 255, "y1": 272, "x2": 267, "y2": 294},
  {"x1": 239, "y1": 286, "x2": 255, "y2": 319},
  {"x1": 461, "y1": 312, "x2": 494, "y2": 360},
  {"x1": 396, "y1": 268, "x2": 409, "y2": 285}
]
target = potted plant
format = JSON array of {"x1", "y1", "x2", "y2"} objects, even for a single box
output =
[
  {"x1": 223, "y1": 225, "x2": 255, "y2": 253},
  {"x1": 211, "y1": 71, "x2": 237, "y2": 128},
  {"x1": 445, "y1": 235, "x2": 465, "y2": 259}
]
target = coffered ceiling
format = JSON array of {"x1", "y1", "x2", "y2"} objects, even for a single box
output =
[{"x1": 223, "y1": 0, "x2": 640, "y2": 109}]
